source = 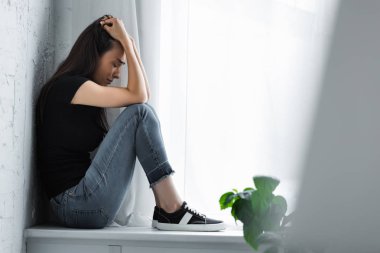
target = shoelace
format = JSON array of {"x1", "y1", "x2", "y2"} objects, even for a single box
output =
[{"x1": 184, "y1": 204, "x2": 206, "y2": 219}]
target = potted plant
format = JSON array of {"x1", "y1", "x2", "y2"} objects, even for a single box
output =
[{"x1": 219, "y1": 176, "x2": 295, "y2": 252}]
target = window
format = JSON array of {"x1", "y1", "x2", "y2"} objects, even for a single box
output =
[{"x1": 158, "y1": 0, "x2": 339, "y2": 226}]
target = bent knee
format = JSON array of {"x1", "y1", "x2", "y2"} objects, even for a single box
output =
[
  {"x1": 125, "y1": 103, "x2": 150, "y2": 112},
  {"x1": 125, "y1": 103, "x2": 156, "y2": 116}
]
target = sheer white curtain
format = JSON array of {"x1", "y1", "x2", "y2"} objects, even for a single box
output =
[
  {"x1": 158, "y1": 0, "x2": 339, "y2": 227},
  {"x1": 53, "y1": 0, "x2": 339, "y2": 228},
  {"x1": 54, "y1": 0, "x2": 160, "y2": 227}
]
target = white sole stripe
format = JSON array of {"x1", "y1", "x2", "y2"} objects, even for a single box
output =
[
  {"x1": 156, "y1": 222, "x2": 226, "y2": 231},
  {"x1": 179, "y1": 212, "x2": 193, "y2": 225}
]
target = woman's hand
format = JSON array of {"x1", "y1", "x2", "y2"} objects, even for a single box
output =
[{"x1": 100, "y1": 16, "x2": 132, "y2": 44}]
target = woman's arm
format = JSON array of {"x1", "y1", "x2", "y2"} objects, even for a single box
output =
[
  {"x1": 119, "y1": 38, "x2": 147, "y2": 102},
  {"x1": 129, "y1": 37, "x2": 151, "y2": 101},
  {"x1": 71, "y1": 36, "x2": 148, "y2": 108}
]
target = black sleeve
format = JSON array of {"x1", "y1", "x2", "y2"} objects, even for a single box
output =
[{"x1": 54, "y1": 75, "x2": 90, "y2": 105}]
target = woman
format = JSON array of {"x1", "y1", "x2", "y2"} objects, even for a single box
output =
[{"x1": 35, "y1": 14, "x2": 225, "y2": 231}]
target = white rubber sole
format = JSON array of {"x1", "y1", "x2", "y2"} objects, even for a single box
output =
[
  {"x1": 155, "y1": 221, "x2": 226, "y2": 232},
  {"x1": 152, "y1": 220, "x2": 158, "y2": 228}
]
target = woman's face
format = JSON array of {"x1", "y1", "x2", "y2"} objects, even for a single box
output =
[{"x1": 93, "y1": 41, "x2": 126, "y2": 86}]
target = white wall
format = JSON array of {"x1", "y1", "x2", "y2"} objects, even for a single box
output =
[
  {"x1": 292, "y1": 1, "x2": 380, "y2": 252},
  {"x1": 0, "y1": 0, "x2": 55, "y2": 252}
]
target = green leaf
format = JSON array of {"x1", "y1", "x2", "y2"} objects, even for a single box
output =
[
  {"x1": 231, "y1": 200, "x2": 239, "y2": 221},
  {"x1": 260, "y1": 196, "x2": 287, "y2": 231},
  {"x1": 261, "y1": 209, "x2": 281, "y2": 231},
  {"x1": 272, "y1": 195, "x2": 287, "y2": 215},
  {"x1": 251, "y1": 190, "x2": 272, "y2": 218},
  {"x1": 243, "y1": 187, "x2": 255, "y2": 191},
  {"x1": 237, "y1": 190, "x2": 253, "y2": 200},
  {"x1": 232, "y1": 188, "x2": 239, "y2": 193},
  {"x1": 243, "y1": 221, "x2": 263, "y2": 250},
  {"x1": 219, "y1": 192, "x2": 236, "y2": 210},
  {"x1": 231, "y1": 198, "x2": 245, "y2": 222},
  {"x1": 234, "y1": 198, "x2": 254, "y2": 224},
  {"x1": 253, "y1": 176, "x2": 280, "y2": 194}
]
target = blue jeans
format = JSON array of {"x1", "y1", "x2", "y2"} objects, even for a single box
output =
[{"x1": 49, "y1": 103, "x2": 175, "y2": 228}]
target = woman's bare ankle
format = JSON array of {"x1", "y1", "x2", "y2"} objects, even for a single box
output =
[
  {"x1": 152, "y1": 175, "x2": 184, "y2": 213},
  {"x1": 158, "y1": 201, "x2": 183, "y2": 213}
]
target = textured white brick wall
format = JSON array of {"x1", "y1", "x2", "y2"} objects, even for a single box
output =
[{"x1": 0, "y1": 0, "x2": 55, "y2": 252}]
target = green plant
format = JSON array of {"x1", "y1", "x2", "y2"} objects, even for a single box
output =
[{"x1": 219, "y1": 176, "x2": 294, "y2": 252}]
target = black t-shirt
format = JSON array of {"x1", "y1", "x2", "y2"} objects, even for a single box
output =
[{"x1": 37, "y1": 75, "x2": 106, "y2": 199}]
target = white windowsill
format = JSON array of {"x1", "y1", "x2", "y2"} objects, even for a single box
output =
[
  {"x1": 25, "y1": 224, "x2": 244, "y2": 243},
  {"x1": 24, "y1": 224, "x2": 256, "y2": 253}
]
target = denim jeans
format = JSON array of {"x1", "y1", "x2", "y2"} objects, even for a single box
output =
[{"x1": 49, "y1": 103, "x2": 175, "y2": 228}]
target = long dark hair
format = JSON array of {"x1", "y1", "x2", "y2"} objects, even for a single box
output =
[{"x1": 36, "y1": 14, "x2": 117, "y2": 133}]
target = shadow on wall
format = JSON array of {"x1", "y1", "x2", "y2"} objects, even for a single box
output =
[{"x1": 25, "y1": 2, "x2": 56, "y2": 228}]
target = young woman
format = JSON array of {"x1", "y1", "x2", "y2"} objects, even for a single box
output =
[{"x1": 35, "y1": 14, "x2": 225, "y2": 231}]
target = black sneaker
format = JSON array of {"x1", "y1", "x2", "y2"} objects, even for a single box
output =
[
  {"x1": 152, "y1": 201, "x2": 226, "y2": 232},
  {"x1": 152, "y1": 205, "x2": 159, "y2": 228}
]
